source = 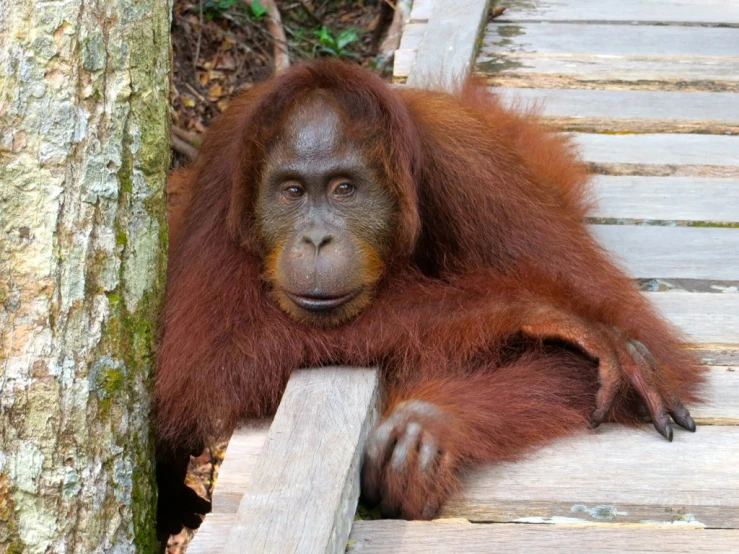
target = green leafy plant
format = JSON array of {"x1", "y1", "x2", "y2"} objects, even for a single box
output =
[
  {"x1": 314, "y1": 26, "x2": 360, "y2": 58},
  {"x1": 203, "y1": 0, "x2": 266, "y2": 20},
  {"x1": 247, "y1": 0, "x2": 268, "y2": 20},
  {"x1": 203, "y1": 0, "x2": 239, "y2": 20}
]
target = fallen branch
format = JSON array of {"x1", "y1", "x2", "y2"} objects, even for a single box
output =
[
  {"x1": 172, "y1": 134, "x2": 199, "y2": 160},
  {"x1": 242, "y1": 0, "x2": 290, "y2": 73},
  {"x1": 173, "y1": 125, "x2": 202, "y2": 148}
]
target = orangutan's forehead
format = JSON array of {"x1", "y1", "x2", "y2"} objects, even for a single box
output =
[{"x1": 280, "y1": 95, "x2": 344, "y2": 159}]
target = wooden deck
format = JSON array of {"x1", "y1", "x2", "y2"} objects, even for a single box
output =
[{"x1": 188, "y1": 1, "x2": 739, "y2": 552}]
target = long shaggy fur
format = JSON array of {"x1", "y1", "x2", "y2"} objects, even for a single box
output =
[{"x1": 157, "y1": 60, "x2": 704, "y2": 498}]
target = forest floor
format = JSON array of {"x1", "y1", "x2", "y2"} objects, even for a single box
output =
[
  {"x1": 170, "y1": 0, "x2": 391, "y2": 166},
  {"x1": 167, "y1": 1, "x2": 388, "y2": 551}
]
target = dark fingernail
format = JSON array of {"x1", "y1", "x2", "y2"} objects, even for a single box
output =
[
  {"x1": 670, "y1": 410, "x2": 696, "y2": 432},
  {"x1": 655, "y1": 422, "x2": 673, "y2": 442}
]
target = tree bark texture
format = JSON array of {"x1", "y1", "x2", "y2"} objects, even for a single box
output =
[{"x1": 0, "y1": 0, "x2": 171, "y2": 552}]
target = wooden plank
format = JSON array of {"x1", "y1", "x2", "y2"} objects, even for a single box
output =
[
  {"x1": 393, "y1": 49, "x2": 417, "y2": 80},
  {"x1": 188, "y1": 514, "x2": 236, "y2": 554},
  {"x1": 409, "y1": 0, "x2": 435, "y2": 22},
  {"x1": 482, "y1": 23, "x2": 739, "y2": 58},
  {"x1": 195, "y1": 364, "x2": 738, "y2": 522},
  {"x1": 478, "y1": 55, "x2": 739, "y2": 89},
  {"x1": 477, "y1": 23, "x2": 739, "y2": 85},
  {"x1": 407, "y1": 0, "x2": 491, "y2": 90},
  {"x1": 398, "y1": 22, "x2": 427, "y2": 50},
  {"x1": 649, "y1": 292, "x2": 739, "y2": 344},
  {"x1": 394, "y1": 22, "x2": 427, "y2": 79},
  {"x1": 590, "y1": 176, "x2": 739, "y2": 223},
  {"x1": 573, "y1": 133, "x2": 739, "y2": 167},
  {"x1": 590, "y1": 226, "x2": 739, "y2": 281},
  {"x1": 210, "y1": 422, "x2": 269, "y2": 514},
  {"x1": 439, "y1": 425, "x2": 739, "y2": 527},
  {"x1": 222, "y1": 367, "x2": 380, "y2": 554},
  {"x1": 498, "y1": 0, "x2": 739, "y2": 25},
  {"x1": 496, "y1": 88, "x2": 739, "y2": 133},
  {"x1": 693, "y1": 366, "x2": 739, "y2": 425},
  {"x1": 348, "y1": 521, "x2": 739, "y2": 553}
]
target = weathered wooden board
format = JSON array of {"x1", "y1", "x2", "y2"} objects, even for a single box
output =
[
  {"x1": 497, "y1": 0, "x2": 739, "y2": 24},
  {"x1": 407, "y1": 0, "x2": 492, "y2": 89},
  {"x1": 649, "y1": 292, "x2": 739, "y2": 345},
  {"x1": 482, "y1": 23, "x2": 739, "y2": 58},
  {"x1": 393, "y1": 50, "x2": 417, "y2": 80},
  {"x1": 394, "y1": 21, "x2": 426, "y2": 78},
  {"x1": 398, "y1": 21, "x2": 427, "y2": 50},
  {"x1": 574, "y1": 133, "x2": 739, "y2": 167},
  {"x1": 478, "y1": 55, "x2": 739, "y2": 89},
  {"x1": 477, "y1": 23, "x2": 739, "y2": 86},
  {"x1": 591, "y1": 225, "x2": 739, "y2": 281},
  {"x1": 348, "y1": 521, "x2": 739, "y2": 553},
  {"x1": 439, "y1": 425, "x2": 739, "y2": 527},
  {"x1": 187, "y1": 514, "x2": 237, "y2": 554},
  {"x1": 210, "y1": 423, "x2": 269, "y2": 514},
  {"x1": 199, "y1": 364, "x2": 737, "y2": 521},
  {"x1": 222, "y1": 367, "x2": 380, "y2": 554},
  {"x1": 693, "y1": 366, "x2": 739, "y2": 425},
  {"x1": 590, "y1": 176, "x2": 739, "y2": 223},
  {"x1": 496, "y1": 88, "x2": 739, "y2": 133},
  {"x1": 409, "y1": 0, "x2": 435, "y2": 22}
]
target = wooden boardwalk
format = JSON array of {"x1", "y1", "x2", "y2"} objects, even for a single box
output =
[{"x1": 188, "y1": 1, "x2": 739, "y2": 552}]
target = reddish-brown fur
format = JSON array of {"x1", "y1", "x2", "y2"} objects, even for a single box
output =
[{"x1": 157, "y1": 60, "x2": 704, "y2": 522}]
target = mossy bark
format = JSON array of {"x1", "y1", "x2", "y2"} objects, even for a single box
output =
[{"x1": 0, "y1": 0, "x2": 171, "y2": 552}]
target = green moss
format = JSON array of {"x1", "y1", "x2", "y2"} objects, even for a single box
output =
[
  {"x1": 101, "y1": 367, "x2": 125, "y2": 395},
  {"x1": 132, "y1": 430, "x2": 159, "y2": 554},
  {"x1": 116, "y1": 229, "x2": 128, "y2": 247}
]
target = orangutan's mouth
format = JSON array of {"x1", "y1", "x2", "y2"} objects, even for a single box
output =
[{"x1": 284, "y1": 288, "x2": 362, "y2": 312}]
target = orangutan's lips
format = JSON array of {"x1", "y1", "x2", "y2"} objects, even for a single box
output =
[{"x1": 284, "y1": 289, "x2": 362, "y2": 312}]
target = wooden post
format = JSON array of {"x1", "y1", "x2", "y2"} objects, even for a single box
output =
[{"x1": 223, "y1": 367, "x2": 381, "y2": 554}]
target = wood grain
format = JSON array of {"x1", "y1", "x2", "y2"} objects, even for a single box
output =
[
  {"x1": 348, "y1": 521, "x2": 739, "y2": 553},
  {"x1": 498, "y1": 0, "x2": 739, "y2": 24},
  {"x1": 496, "y1": 88, "x2": 739, "y2": 134},
  {"x1": 590, "y1": 176, "x2": 739, "y2": 223},
  {"x1": 482, "y1": 23, "x2": 739, "y2": 58},
  {"x1": 409, "y1": 0, "x2": 434, "y2": 22},
  {"x1": 649, "y1": 292, "x2": 739, "y2": 344},
  {"x1": 222, "y1": 367, "x2": 380, "y2": 554},
  {"x1": 692, "y1": 366, "x2": 739, "y2": 425},
  {"x1": 439, "y1": 425, "x2": 739, "y2": 527},
  {"x1": 407, "y1": 0, "x2": 491, "y2": 90},
  {"x1": 210, "y1": 422, "x2": 269, "y2": 514},
  {"x1": 591, "y1": 225, "x2": 739, "y2": 281},
  {"x1": 573, "y1": 133, "x2": 739, "y2": 167},
  {"x1": 477, "y1": 26, "x2": 739, "y2": 86}
]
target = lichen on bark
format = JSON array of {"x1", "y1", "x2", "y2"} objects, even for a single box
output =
[{"x1": 0, "y1": 1, "x2": 171, "y2": 552}]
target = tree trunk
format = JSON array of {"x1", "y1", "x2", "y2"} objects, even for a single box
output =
[{"x1": 0, "y1": 0, "x2": 171, "y2": 552}]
